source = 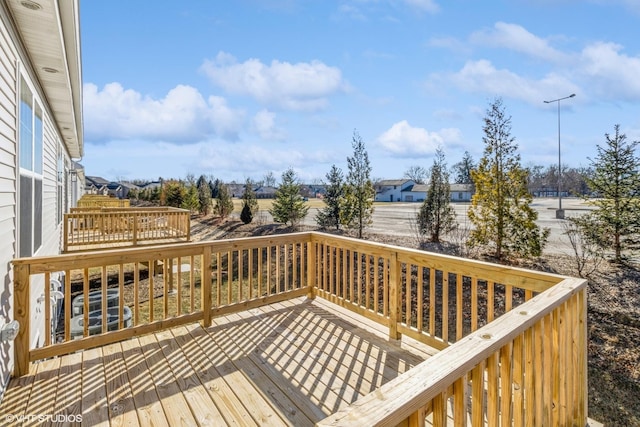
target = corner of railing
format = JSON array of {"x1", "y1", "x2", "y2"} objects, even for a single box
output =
[
  {"x1": 12, "y1": 262, "x2": 30, "y2": 377},
  {"x1": 307, "y1": 233, "x2": 317, "y2": 300}
]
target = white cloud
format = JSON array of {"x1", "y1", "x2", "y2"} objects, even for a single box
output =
[
  {"x1": 470, "y1": 22, "x2": 568, "y2": 63},
  {"x1": 579, "y1": 42, "x2": 640, "y2": 100},
  {"x1": 377, "y1": 120, "x2": 461, "y2": 156},
  {"x1": 403, "y1": 0, "x2": 439, "y2": 13},
  {"x1": 200, "y1": 52, "x2": 347, "y2": 111},
  {"x1": 83, "y1": 83, "x2": 244, "y2": 142},
  {"x1": 430, "y1": 59, "x2": 580, "y2": 105},
  {"x1": 251, "y1": 109, "x2": 287, "y2": 141}
]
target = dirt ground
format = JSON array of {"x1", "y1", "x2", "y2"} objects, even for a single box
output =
[{"x1": 193, "y1": 205, "x2": 639, "y2": 426}]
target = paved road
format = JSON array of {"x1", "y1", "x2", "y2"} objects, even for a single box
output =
[{"x1": 300, "y1": 197, "x2": 594, "y2": 256}]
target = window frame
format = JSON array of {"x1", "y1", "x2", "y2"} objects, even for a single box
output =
[{"x1": 18, "y1": 75, "x2": 44, "y2": 257}]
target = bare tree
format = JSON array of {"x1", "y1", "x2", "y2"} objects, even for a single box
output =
[{"x1": 403, "y1": 165, "x2": 427, "y2": 184}]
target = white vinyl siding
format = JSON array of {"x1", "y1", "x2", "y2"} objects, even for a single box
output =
[{"x1": 0, "y1": 13, "x2": 16, "y2": 399}]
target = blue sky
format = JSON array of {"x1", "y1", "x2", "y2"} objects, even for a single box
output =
[{"x1": 80, "y1": 0, "x2": 640, "y2": 183}]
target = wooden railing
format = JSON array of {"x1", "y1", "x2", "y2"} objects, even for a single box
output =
[
  {"x1": 14, "y1": 233, "x2": 311, "y2": 377},
  {"x1": 316, "y1": 278, "x2": 587, "y2": 426},
  {"x1": 12, "y1": 232, "x2": 587, "y2": 426},
  {"x1": 77, "y1": 195, "x2": 130, "y2": 208},
  {"x1": 63, "y1": 207, "x2": 191, "y2": 252}
]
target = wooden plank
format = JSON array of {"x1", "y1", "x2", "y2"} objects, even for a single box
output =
[
  {"x1": 389, "y1": 252, "x2": 400, "y2": 339},
  {"x1": 312, "y1": 297, "x2": 436, "y2": 360},
  {"x1": 53, "y1": 352, "x2": 83, "y2": 423},
  {"x1": 101, "y1": 342, "x2": 140, "y2": 426},
  {"x1": 30, "y1": 312, "x2": 203, "y2": 361},
  {"x1": 191, "y1": 321, "x2": 283, "y2": 426},
  {"x1": 442, "y1": 270, "x2": 449, "y2": 343},
  {"x1": 20, "y1": 359, "x2": 60, "y2": 421},
  {"x1": 471, "y1": 362, "x2": 485, "y2": 426},
  {"x1": 453, "y1": 375, "x2": 467, "y2": 427},
  {"x1": 486, "y1": 352, "x2": 499, "y2": 426},
  {"x1": 218, "y1": 308, "x2": 351, "y2": 414},
  {"x1": 512, "y1": 334, "x2": 525, "y2": 427},
  {"x1": 120, "y1": 337, "x2": 170, "y2": 426},
  {"x1": 136, "y1": 332, "x2": 198, "y2": 425},
  {"x1": 500, "y1": 341, "x2": 513, "y2": 425},
  {"x1": 0, "y1": 363, "x2": 37, "y2": 417},
  {"x1": 202, "y1": 246, "x2": 212, "y2": 326},
  {"x1": 12, "y1": 263, "x2": 30, "y2": 376},
  {"x1": 256, "y1": 300, "x2": 425, "y2": 395},
  {"x1": 210, "y1": 314, "x2": 315, "y2": 426},
  {"x1": 81, "y1": 347, "x2": 110, "y2": 426},
  {"x1": 154, "y1": 328, "x2": 227, "y2": 425},
  {"x1": 178, "y1": 324, "x2": 259, "y2": 427}
]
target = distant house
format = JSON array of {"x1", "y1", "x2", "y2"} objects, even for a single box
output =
[
  {"x1": 402, "y1": 184, "x2": 429, "y2": 202},
  {"x1": 106, "y1": 182, "x2": 125, "y2": 199},
  {"x1": 255, "y1": 186, "x2": 277, "y2": 199},
  {"x1": 302, "y1": 184, "x2": 326, "y2": 198},
  {"x1": 450, "y1": 184, "x2": 475, "y2": 202},
  {"x1": 224, "y1": 183, "x2": 244, "y2": 198},
  {"x1": 375, "y1": 179, "x2": 416, "y2": 202},
  {"x1": 85, "y1": 176, "x2": 110, "y2": 195}
]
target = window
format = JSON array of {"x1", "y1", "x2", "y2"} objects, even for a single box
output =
[{"x1": 18, "y1": 77, "x2": 43, "y2": 257}]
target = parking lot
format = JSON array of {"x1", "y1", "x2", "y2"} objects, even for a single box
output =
[{"x1": 301, "y1": 197, "x2": 594, "y2": 256}]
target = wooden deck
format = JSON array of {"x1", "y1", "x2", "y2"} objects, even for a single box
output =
[{"x1": 1, "y1": 297, "x2": 436, "y2": 426}]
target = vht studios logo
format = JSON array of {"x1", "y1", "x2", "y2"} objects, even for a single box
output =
[{"x1": 5, "y1": 413, "x2": 83, "y2": 423}]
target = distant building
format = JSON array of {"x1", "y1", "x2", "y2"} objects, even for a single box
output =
[
  {"x1": 374, "y1": 179, "x2": 416, "y2": 202},
  {"x1": 449, "y1": 184, "x2": 475, "y2": 202}
]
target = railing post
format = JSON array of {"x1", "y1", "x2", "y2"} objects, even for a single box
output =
[
  {"x1": 307, "y1": 238, "x2": 316, "y2": 299},
  {"x1": 185, "y1": 211, "x2": 191, "y2": 241},
  {"x1": 388, "y1": 251, "x2": 401, "y2": 340},
  {"x1": 577, "y1": 287, "x2": 588, "y2": 425},
  {"x1": 132, "y1": 212, "x2": 138, "y2": 246},
  {"x1": 13, "y1": 263, "x2": 30, "y2": 377},
  {"x1": 63, "y1": 214, "x2": 69, "y2": 253},
  {"x1": 201, "y1": 246, "x2": 212, "y2": 327}
]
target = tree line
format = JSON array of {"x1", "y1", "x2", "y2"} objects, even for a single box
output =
[{"x1": 126, "y1": 97, "x2": 639, "y2": 265}]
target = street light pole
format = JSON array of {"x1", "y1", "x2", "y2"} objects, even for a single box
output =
[{"x1": 544, "y1": 93, "x2": 575, "y2": 219}]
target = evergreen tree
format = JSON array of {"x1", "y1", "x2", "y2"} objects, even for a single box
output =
[
  {"x1": 452, "y1": 150, "x2": 476, "y2": 184},
  {"x1": 343, "y1": 130, "x2": 375, "y2": 238},
  {"x1": 214, "y1": 183, "x2": 234, "y2": 219},
  {"x1": 468, "y1": 98, "x2": 548, "y2": 260},
  {"x1": 163, "y1": 180, "x2": 185, "y2": 208},
  {"x1": 316, "y1": 164, "x2": 345, "y2": 230},
  {"x1": 181, "y1": 182, "x2": 200, "y2": 213},
  {"x1": 240, "y1": 202, "x2": 253, "y2": 224},
  {"x1": 584, "y1": 124, "x2": 640, "y2": 262},
  {"x1": 240, "y1": 178, "x2": 259, "y2": 224},
  {"x1": 242, "y1": 179, "x2": 259, "y2": 215},
  {"x1": 197, "y1": 175, "x2": 212, "y2": 215},
  {"x1": 209, "y1": 178, "x2": 220, "y2": 199},
  {"x1": 269, "y1": 168, "x2": 309, "y2": 227},
  {"x1": 417, "y1": 149, "x2": 456, "y2": 243}
]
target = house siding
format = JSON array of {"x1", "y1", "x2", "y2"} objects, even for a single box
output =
[
  {"x1": 0, "y1": 5, "x2": 76, "y2": 399},
  {"x1": 0, "y1": 11, "x2": 16, "y2": 399}
]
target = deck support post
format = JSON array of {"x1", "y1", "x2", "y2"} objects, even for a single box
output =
[
  {"x1": 201, "y1": 246, "x2": 212, "y2": 327},
  {"x1": 388, "y1": 251, "x2": 401, "y2": 340},
  {"x1": 306, "y1": 240, "x2": 316, "y2": 300},
  {"x1": 13, "y1": 263, "x2": 30, "y2": 377}
]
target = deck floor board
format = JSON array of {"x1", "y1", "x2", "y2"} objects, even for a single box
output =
[{"x1": 1, "y1": 297, "x2": 434, "y2": 426}]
